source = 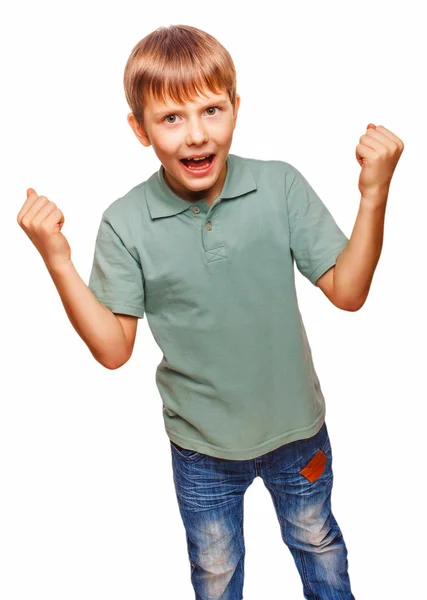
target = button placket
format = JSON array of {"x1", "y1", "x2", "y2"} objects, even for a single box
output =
[{"x1": 201, "y1": 202, "x2": 226, "y2": 262}]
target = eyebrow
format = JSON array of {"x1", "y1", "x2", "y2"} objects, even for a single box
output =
[{"x1": 153, "y1": 99, "x2": 229, "y2": 118}]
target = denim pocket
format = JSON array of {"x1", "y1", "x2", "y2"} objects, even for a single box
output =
[{"x1": 170, "y1": 440, "x2": 205, "y2": 462}]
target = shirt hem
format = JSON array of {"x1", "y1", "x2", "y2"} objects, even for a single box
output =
[{"x1": 165, "y1": 411, "x2": 326, "y2": 460}]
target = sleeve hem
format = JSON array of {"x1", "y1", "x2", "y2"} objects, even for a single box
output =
[
  {"x1": 307, "y1": 242, "x2": 349, "y2": 286},
  {"x1": 95, "y1": 297, "x2": 145, "y2": 319}
]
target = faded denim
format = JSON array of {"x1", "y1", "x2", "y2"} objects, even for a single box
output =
[{"x1": 170, "y1": 421, "x2": 355, "y2": 599}]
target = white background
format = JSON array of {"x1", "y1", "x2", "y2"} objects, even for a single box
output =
[{"x1": 2, "y1": 1, "x2": 425, "y2": 598}]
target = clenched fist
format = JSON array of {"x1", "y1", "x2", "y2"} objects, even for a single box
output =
[
  {"x1": 17, "y1": 188, "x2": 71, "y2": 272},
  {"x1": 356, "y1": 124, "x2": 404, "y2": 205}
]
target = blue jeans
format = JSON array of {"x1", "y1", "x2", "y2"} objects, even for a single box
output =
[{"x1": 170, "y1": 421, "x2": 355, "y2": 600}]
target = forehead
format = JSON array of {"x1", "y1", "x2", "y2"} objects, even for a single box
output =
[{"x1": 146, "y1": 88, "x2": 230, "y2": 114}]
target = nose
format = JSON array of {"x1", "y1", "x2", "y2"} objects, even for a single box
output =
[{"x1": 185, "y1": 117, "x2": 209, "y2": 146}]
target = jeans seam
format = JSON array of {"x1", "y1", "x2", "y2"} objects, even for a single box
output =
[
  {"x1": 296, "y1": 547, "x2": 316, "y2": 598},
  {"x1": 266, "y1": 470, "x2": 318, "y2": 599}
]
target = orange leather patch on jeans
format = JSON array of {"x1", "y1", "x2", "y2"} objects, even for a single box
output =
[{"x1": 299, "y1": 449, "x2": 327, "y2": 482}]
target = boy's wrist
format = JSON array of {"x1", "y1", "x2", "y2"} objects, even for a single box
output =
[{"x1": 45, "y1": 258, "x2": 75, "y2": 277}]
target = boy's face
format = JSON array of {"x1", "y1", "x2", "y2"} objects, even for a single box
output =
[{"x1": 127, "y1": 88, "x2": 240, "y2": 205}]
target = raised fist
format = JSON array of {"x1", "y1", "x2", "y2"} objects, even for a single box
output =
[{"x1": 17, "y1": 188, "x2": 71, "y2": 272}]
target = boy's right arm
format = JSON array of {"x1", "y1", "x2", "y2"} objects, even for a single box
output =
[
  {"x1": 17, "y1": 188, "x2": 134, "y2": 370},
  {"x1": 47, "y1": 261, "x2": 136, "y2": 369}
]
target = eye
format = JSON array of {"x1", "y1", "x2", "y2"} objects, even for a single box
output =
[
  {"x1": 163, "y1": 106, "x2": 222, "y2": 124},
  {"x1": 206, "y1": 106, "x2": 221, "y2": 116}
]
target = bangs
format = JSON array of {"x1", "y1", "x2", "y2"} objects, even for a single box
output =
[{"x1": 146, "y1": 69, "x2": 229, "y2": 109}]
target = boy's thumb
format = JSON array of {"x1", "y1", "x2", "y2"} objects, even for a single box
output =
[{"x1": 27, "y1": 188, "x2": 36, "y2": 197}]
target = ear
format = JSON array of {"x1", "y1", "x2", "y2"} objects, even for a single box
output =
[
  {"x1": 127, "y1": 113, "x2": 151, "y2": 147},
  {"x1": 233, "y1": 94, "x2": 241, "y2": 129}
]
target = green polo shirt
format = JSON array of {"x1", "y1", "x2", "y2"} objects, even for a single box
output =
[{"x1": 88, "y1": 153, "x2": 349, "y2": 460}]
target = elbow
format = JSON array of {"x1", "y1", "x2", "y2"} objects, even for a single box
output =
[
  {"x1": 103, "y1": 355, "x2": 131, "y2": 370},
  {"x1": 92, "y1": 349, "x2": 131, "y2": 370},
  {"x1": 103, "y1": 361, "x2": 123, "y2": 370},
  {"x1": 333, "y1": 287, "x2": 369, "y2": 312},
  {"x1": 340, "y1": 297, "x2": 367, "y2": 312},
  {"x1": 343, "y1": 304, "x2": 362, "y2": 312}
]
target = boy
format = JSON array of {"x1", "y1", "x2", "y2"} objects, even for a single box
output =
[{"x1": 17, "y1": 24, "x2": 403, "y2": 600}]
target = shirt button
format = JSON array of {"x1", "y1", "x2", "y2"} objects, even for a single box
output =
[
  {"x1": 192, "y1": 206, "x2": 200, "y2": 214},
  {"x1": 205, "y1": 221, "x2": 212, "y2": 231}
]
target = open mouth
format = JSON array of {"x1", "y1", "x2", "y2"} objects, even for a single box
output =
[{"x1": 180, "y1": 154, "x2": 215, "y2": 171}]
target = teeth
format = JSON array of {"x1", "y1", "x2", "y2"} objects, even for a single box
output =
[{"x1": 188, "y1": 155, "x2": 209, "y2": 161}]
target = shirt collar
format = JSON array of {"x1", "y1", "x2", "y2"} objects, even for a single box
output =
[{"x1": 145, "y1": 153, "x2": 257, "y2": 219}]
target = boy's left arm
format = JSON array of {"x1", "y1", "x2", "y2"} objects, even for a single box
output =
[{"x1": 316, "y1": 124, "x2": 404, "y2": 311}]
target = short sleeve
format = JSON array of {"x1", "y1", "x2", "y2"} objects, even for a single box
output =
[
  {"x1": 285, "y1": 166, "x2": 349, "y2": 286},
  {"x1": 88, "y1": 215, "x2": 145, "y2": 318}
]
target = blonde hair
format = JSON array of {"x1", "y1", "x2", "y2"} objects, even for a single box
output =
[{"x1": 123, "y1": 24, "x2": 237, "y2": 129}]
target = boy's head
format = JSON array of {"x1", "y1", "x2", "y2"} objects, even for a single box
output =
[{"x1": 124, "y1": 24, "x2": 240, "y2": 204}]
